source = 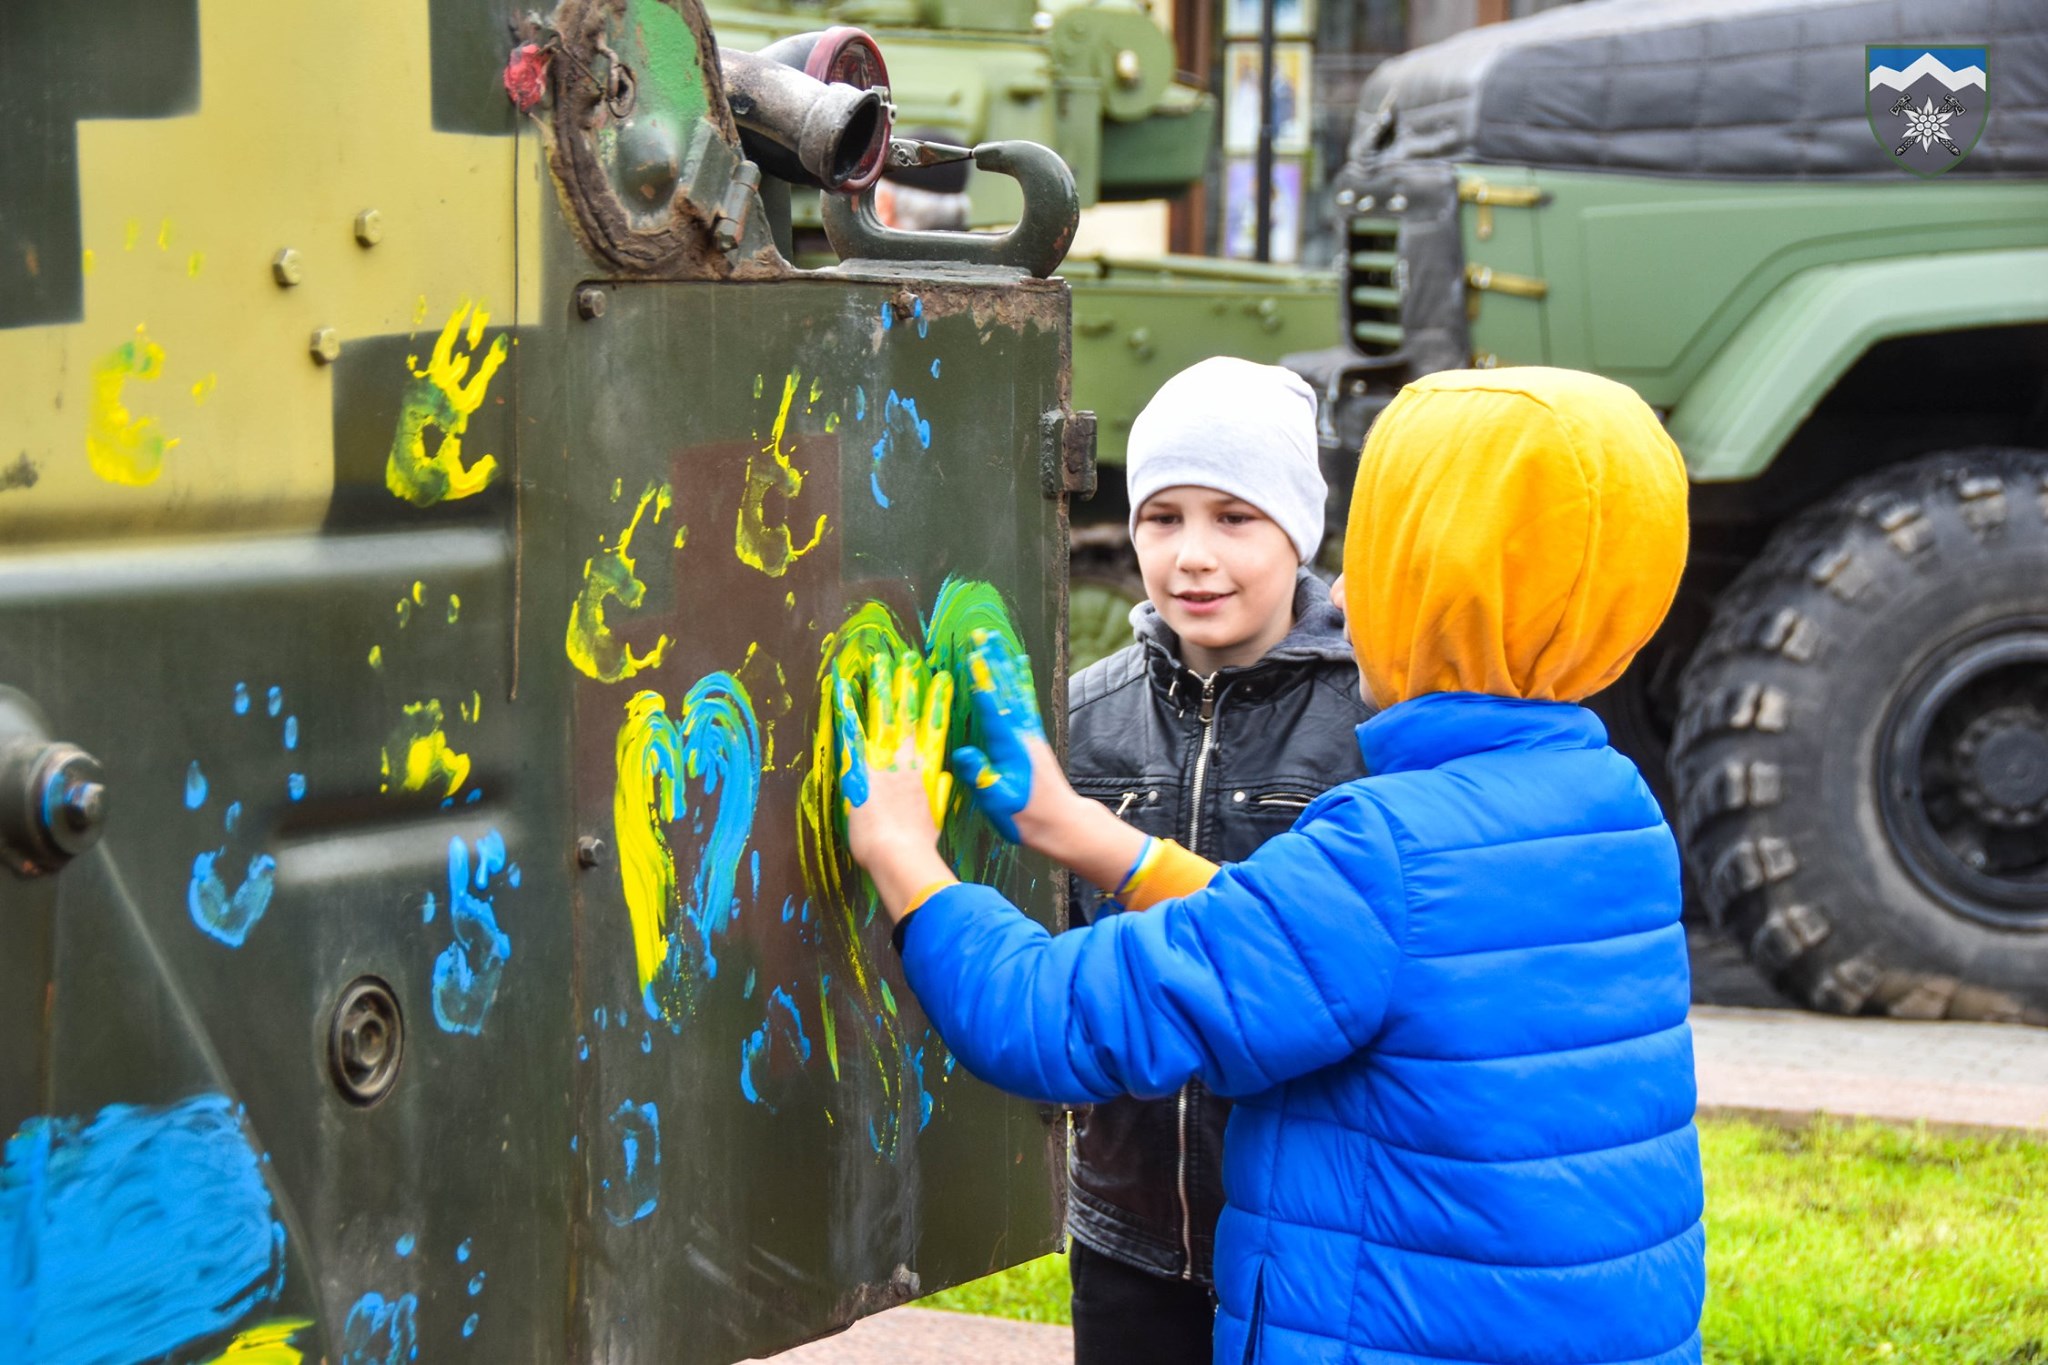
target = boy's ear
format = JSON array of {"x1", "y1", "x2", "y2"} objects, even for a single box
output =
[{"x1": 1329, "y1": 574, "x2": 1347, "y2": 614}]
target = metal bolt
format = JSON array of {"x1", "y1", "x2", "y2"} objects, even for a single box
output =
[
  {"x1": 272, "y1": 248, "x2": 304, "y2": 286},
  {"x1": 576, "y1": 835, "x2": 607, "y2": 868},
  {"x1": 1388, "y1": 193, "x2": 1409, "y2": 213},
  {"x1": 1335, "y1": 188, "x2": 1356, "y2": 208},
  {"x1": 353, "y1": 209, "x2": 383, "y2": 247},
  {"x1": 58, "y1": 781, "x2": 104, "y2": 833},
  {"x1": 575, "y1": 286, "x2": 606, "y2": 320},
  {"x1": 310, "y1": 328, "x2": 341, "y2": 364},
  {"x1": 1113, "y1": 49, "x2": 1142, "y2": 86}
]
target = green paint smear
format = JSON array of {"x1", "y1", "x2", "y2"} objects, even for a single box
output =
[
  {"x1": 624, "y1": 0, "x2": 710, "y2": 131},
  {"x1": 819, "y1": 977, "x2": 840, "y2": 1081}
]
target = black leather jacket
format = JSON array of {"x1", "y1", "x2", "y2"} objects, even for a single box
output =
[{"x1": 1063, "y1": 570, "x2": 1373, "y2": 1287}]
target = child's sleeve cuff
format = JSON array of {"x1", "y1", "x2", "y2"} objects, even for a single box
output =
[
  {"x1": 1113, "y1": 837, "x2": 1219, "y2": 912},
  {"x1": 891, "y1": 877, "x2": 961, "y2": 955}
]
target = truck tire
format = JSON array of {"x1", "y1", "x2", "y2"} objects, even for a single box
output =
[
  {"x1": 1068, "y1": 540, "x2": 1145, "y2": 672},
  {"x1": 1670, "y1": 448, "x2": 2048, "y2": 1024}
]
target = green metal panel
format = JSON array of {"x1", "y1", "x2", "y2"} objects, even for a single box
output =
[
  {"x1": 1514, "y1": 167, "x2": 2048, "y2": 408},
  {"x1": 1066, "y1": 255, "x2": 1339, "y2": 468},
  {"x1": 1457, "y1": 167, "x2": 1548, "y2": 367},
  {"x1": 1670, "y1": 247, "x2": 2048, "y2": 481}
]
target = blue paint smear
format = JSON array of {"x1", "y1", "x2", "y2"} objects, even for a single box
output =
[
  {"x1": 639, "y1": 1031, "x2": 652, "y2": 1054},
  {"x1": 338, "y1": 1290, "x2": 417, "y2": 1365},
  {"x1": 780, "y1": 898, "x2": 794, "y2": 923},
  {"x1": 930, "y1": 358, "x2": 941, "y2": 379},
  {"x1": 600, "y1": 1101, "x2": 660, "y2": 1226},
  {"x1": 223, "y1": 801, "x2": 242, "y2": 834},
  {"x1": 743, "y1": 968, "x2": 756, "y2": 1000},
  {"x1": 570, "y1": 1134, "x2": 579, "y2": 1152},
  {"x1": 188, "y1": 849, "x2": 277, "y2": 947},
  {"x1": 421, "y1": 891, "x2": 436, "y2": 924},
  {"x1": 183, "y1": 761, "x2": 207, "y2": 810},
  {"x1": 282, "y1": 715, "x2": 298, "y2": 751},
  {"x1": 232, "y1": 682, "x2": 250, "y2": 715},
  {"x1": 264, "y1": 686, "x2": 282, "y2": 718},
  {"x1": 456, "y1": 1238, "x2": 472, "y2": 1263},
  {"x1": 287, "y1": 773, "x2": 306, "y2": 802},
  {"x1": 577, "y1": 1036, "x2": 589, "y2": 1062},
  {"x1": 879, "y1": 301, "x2": 894, "y2": 330},
  {"x1": 464, "y1": 787, "x2": 483, "y2": 804},
  {"x1": 750, "y1": 850, "x2": 761, "y2": 898},
  {"x1": 867, "y1": 389, "x2": 933, "y2": 509},
  {"x1": 854, "y1": 385, "x2": 866, "y2": 419},
  {"x1": 739, "y1": 986, "x2": 813, "y2": 1112},
  {"x1": 593, "y1": 1006, "x2": 607, "y2": 1029},
  {"x1": 395, "y1": 1233, "x2": 416, "y2": 1258},
  {"x1": 462, "y1": 1313, "x2": 479, "y2": 1339},
  {"x1": 431, "y1": 830, "x2": 513, "y2": 1035},
  {"x1": 468, "y1": 1271, "x2": 486, "y2": 1296},
  {"x1": 913, "y1": 295, "x2": 927, "y2": 338},
  {"x1": 0, "y1": 1094, "x2": 286, "y2": 1365}
]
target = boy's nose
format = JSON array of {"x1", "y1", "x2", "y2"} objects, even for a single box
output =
[{"x1": 1176, "y1": 528, "x2": 1220, "y2": 573}]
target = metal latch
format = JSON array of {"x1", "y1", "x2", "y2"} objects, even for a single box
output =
[
  {"x1": 1042, "y1": 409, "x2": 1097, "y2": 500},
  {"x1": 1458, "y1": 177, "x2": 1549, "y2": 241},
  {"x1": 1464, "y1": 263, "x2": 1548, "y2": 300}
]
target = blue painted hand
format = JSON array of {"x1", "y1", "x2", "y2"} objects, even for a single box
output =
[{"x1": 949, "y1": 630, "x2": 1045, "y2": 844}]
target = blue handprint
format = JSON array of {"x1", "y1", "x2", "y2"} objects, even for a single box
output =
[{"x1": 431, "y1": 830, "x2": 516, "y2": 1035}]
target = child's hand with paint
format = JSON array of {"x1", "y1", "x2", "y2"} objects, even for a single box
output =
[
  {"x1": 949, "y1": 631, "x2": 1063, "y2": 844},
  {"x1": 838, "y1": 649, "x2": 959, "y2": 920}
]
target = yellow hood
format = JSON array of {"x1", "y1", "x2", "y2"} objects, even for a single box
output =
[{"x1": 1342, "y1": 367, "x2": 1688, "y2": 709}]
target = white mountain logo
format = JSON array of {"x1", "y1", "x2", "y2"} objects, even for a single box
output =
[{"x1": 1868, "y1": 52, "x2": 1987, "y2": 92}]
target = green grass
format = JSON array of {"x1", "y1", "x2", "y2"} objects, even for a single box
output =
[{"x1": 920, "y1": 1117, "x2": 2048, "y2": 1363}]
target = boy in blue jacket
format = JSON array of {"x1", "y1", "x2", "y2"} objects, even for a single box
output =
[{"x1": 841, "y1": 367, "x2": 1707, "y2": 1364}]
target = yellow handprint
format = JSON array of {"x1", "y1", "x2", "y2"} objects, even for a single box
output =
[{"x1": 385, "y1": 301, "x2": 507, "y2": 506}]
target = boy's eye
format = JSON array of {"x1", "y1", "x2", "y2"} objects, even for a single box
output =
[{"x1": 1143, "y1": 512, "x2": 1180, "y2": 525}]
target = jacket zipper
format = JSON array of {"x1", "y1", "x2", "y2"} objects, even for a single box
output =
[
  {"x1": 1250, "y1": 791, "x2": 1314, "y2": 810},
  {"x1": 1176, "y1": 673, "x2": 1217, "y2": 1280},
  {"x1": 1113, "y1": 791, "x2": 1139, "y2": 820}
]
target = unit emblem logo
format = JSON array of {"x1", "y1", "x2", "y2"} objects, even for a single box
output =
[{"x1": 1868, "y1": 45, "x2": 1989, "y2": 177}]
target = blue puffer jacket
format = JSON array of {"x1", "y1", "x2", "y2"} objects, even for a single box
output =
[{"x1": 902, "y1": 692, "x2": 1705, "y2": 1364}]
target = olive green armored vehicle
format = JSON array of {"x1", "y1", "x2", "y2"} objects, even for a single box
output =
[
  {"x1": 0, "y1": 1, "x2": 1093, "y2": 1360},
  {"x1": 1289, "y1": 0, "x2": 2048, "y2": 1022}
]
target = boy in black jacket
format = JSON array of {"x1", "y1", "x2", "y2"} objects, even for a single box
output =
[{"x1": 1063, "y1": 357, "x2": 1373, "y2": 1362}]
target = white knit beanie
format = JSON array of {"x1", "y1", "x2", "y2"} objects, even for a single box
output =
[{"x1": 1125, "y1": 357, "x2": 1325, "y2": 563}]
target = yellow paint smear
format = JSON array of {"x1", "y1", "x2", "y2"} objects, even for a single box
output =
[
  {"x1": 201, "y1": 1318, "x2": 312, "y2": 1365},
  {"x1": 735, "y1": 371, "x2": 829, "y2": 578},
  {"x1": 566, "y1": 482, "x2": 673, "y2": 683},
  {"x1": 380, "y1": 699, "x2": 472, "y2": 798},
  {"x1": 87, "y1": 325, "x2": 178, "y2": 486},
  {"x1": 385, "y1": 300, "x2": 507, "y2": 507}
]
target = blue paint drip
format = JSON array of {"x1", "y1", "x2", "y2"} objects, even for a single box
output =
[
  {"x1": 879, "y1": 301, "x2": 894, "y2": 330},
  {"x1": 750, "y1": 850, "x2": 761, "y2": 898},
  {"x1": 232, "y1": 682, "x2": 250, "y2": 715},
  {"x1": 570, "y1": 1134, "x2": 579, "y2": 1152},
  {"x1": 287, "y1": 773, "x2": 306, "y2": 802},
  {"x1": 464, "y1": 787, "x2": 483, "y2": 804},
  {"x1": 780, "y1": 897, "x2": 795, "y2": 923},
  {"x1": 739, "y1": 986, "x2": 814, "y2": 1113},
  {"x1": 395, "y1": 1233, "x2": 416, "y2": 1258},
  {"x1": 507, "y1": 862, "x2": 522, "y2": 888},
  {"x1": 282, "y1": 715, "x2": 298, "y2": 751},
  {"x1": 462, "y1": 1313, "x2": 479, "y2": 1339},
  {"x1": 223, "y1": 801, "x2": 242, "y2": 834},
  {"x1": 600, "y1": 1100, "x2": 660, "y2": 1226},
  {"x1": 913, "y1": 295, "x2": 928, "y2": 338},
  {"x1": 930, "y1": 358, "x2": 941, "y2": 379},
  {"x1": 577, "y1": 1035, "x2": 589, "y2": 1062},
  {"x1": 431, "y1": 830, "x2": 513, "y2": 1035},
  {"x1": 468, "y1": 1271, "x2": 486, "y2": 1296},
  {"x1": 854, "y1": 385, "x2": 866, "y2": 419},
  {"x1": 421, "y1": 891, "x2": 436, "y2": 924},
  {"x1": 188, "y1": 850, "x2": 277, "y2": 947},
  {"x1": 743, "y1": 967, "x2": 756, "y2": 999},
  {"x1": 338, "y1": 1290, "x2": 418, "y2": 1365},
  {"x1": 183, "y1": 761, "x2": 207, "y2": 809},
  {"x1": 456, "y1": 1237, "x2": 472, "y2": 1263},
  {"x1": 265, "y1": 686, "x2": 282, "y2": 718},
  {"x1": 640, "y1": 1031, "x2": 652, "y2": 1054},
  {"x1": 0, "y1": 1094, "x2": 286, "y2": 1365}
]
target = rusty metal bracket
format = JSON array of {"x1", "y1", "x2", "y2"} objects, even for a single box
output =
[
  {"x1": 823, "y1": 141, "x2": 1079, "y2": 279},
  {"x1": 1041, "y1": 409, "x2": 1097, "y2": 500}
]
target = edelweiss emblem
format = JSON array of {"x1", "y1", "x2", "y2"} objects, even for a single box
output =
[{"x1": 1867, "y1": 45, "x2": 1989, "y2": 177}]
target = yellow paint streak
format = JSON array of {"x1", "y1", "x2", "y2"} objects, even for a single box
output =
[
  {"x1": 368, "y1": 645, "x2": 383, "y2": 669},
  {"x1": 735, "y1": 371, "x2": 829, "y2": 578},
  {"x1": 87, "y1": 325, "x2": 178, "y2": 485},
  {"x1": 615, "y1": 689, "x2": 677, "y2": 1000},
  {"x1": 190, "y1": 372, "x2": 217, "y2": 404},
  {"x1": 411, "y1": 580, "x2": 425, "y2": 605},
  {"x1": 385, "y1": 301, "x2": 507, "y2": 506},
  {"x1": 447, "y1": 592, "x2": 462, "y2": 623},
  {"x1": 80, "y1": 248, "x2": 95, "y2": 277},
  {"x1": 566, "y1": 483, "x2": 673, "y2": 683},
  {"x1": 156, "y1": 220, "x2": 173, "y2": 251},
  {"x1": 187, "y1": 251, "x2": 204, "y2": 277},
  {"x1": 201, "y1": 1318, "x2": 312, "y2": 1365},
  {"x1": 380, "y1": 699, "x2": 472, "y2": 798}
]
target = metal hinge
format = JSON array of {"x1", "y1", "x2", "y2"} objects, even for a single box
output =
[
  {"x1": 1042, "y1": 408, "x2": 1097, "y2": 499},
  {"x1": 1458, "y1": 176, "x2": 1550, "y2": 241}
]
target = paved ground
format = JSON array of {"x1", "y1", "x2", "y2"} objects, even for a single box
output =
[{"x1": 759, "y1": 982, "x2": 2048, "y2": 1363}]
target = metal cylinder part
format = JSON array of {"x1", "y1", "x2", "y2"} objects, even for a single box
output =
[{"x1": 718, "y1": 50, "x2": 890, "y2": 194}]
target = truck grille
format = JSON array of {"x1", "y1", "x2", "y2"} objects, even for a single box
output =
[{"x1": 1346, "y1": 213, "x2": 1402, "y2": 355}]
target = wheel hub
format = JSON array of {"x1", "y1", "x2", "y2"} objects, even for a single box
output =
[{"x1": 1954, "y1": 706, "x2": 2048, "y2": 826}]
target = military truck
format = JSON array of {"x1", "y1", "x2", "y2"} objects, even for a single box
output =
[
  {"x1": 0, "y1": 2, "x2": 1090, "y2": 1361},
  {"x1": 1287, "y1": 0, "x2": 2048, "y2": 1022}
]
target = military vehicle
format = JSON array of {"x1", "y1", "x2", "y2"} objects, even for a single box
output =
[
  {"x1": 1288, "y1": 0, "x2": 2048, "y2": 1022},
  {"x1": 0, "y1": 2, "x2": 1094, "y2": 1361},
  {"x1": 704, "y1": 1, "x2": 1342, "y2": 665}
]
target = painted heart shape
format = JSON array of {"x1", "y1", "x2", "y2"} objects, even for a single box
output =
[{"x1": 613, "y1": 673, "x2": 762, "y2": 1023}]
